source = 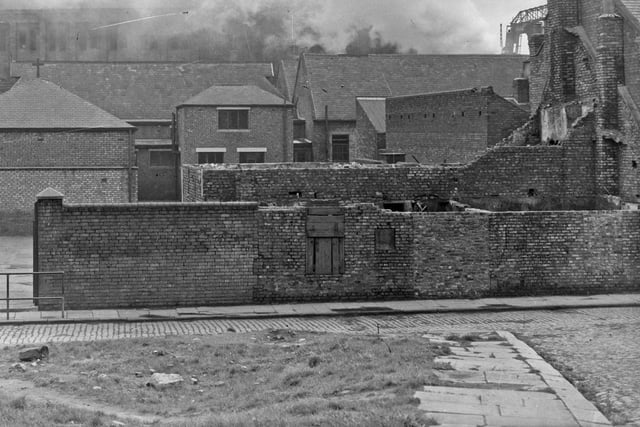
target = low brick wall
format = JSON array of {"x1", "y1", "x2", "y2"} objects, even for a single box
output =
[{"x1": 35, "y1": 192, "x2": 640, "y2": 309}]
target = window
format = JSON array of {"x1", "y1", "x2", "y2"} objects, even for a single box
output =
[
  {"x1": 306, "y1": 209, "x2": 345, "y2": 275},
  {"x1": 218, "y1": 109, "x2": 249, "y2": 130},
  {"x1": 197, "y1": 148, "x2": 226, "y2": 164},
  {"x1": 198, "y1": 151, "x2": 224, "y2": 164},
  {"x1": 331, "y1": 134, "x2": 349, "y2": 163},
  {"x1": 149, "y1": 150, "x2": 175, "y2": 167},
  {"x1": 239, "y1": 151, "x2": 265, "y2": 163}
]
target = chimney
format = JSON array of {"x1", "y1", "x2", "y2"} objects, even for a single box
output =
[
  {"x1": 513, "y1": 78, "x2": 530, "y2": 104},
  {"x1": 547, "y1": 0, "x2": 579, "y2": 103},
  {"x1": 596, "y1": 0, "x2": 624, "y2": 129}
]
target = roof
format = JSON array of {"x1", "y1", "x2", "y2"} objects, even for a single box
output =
[
  {"x1": 180, "y1": 85, "x2": 289, "y2": 107},
  {"x1": 357, "y1": 97, "x2": 386, "y2": 133},
  {"x1": 10, "y1": 62, "x2": 278, "y2": 120},
  {"x1": 0, "y1": 78, "x2": 133, "y2": 129},
  {"x1": 298, "y1": 54, "x2": 527, "y2": 121},
  {"x1": 620, "y1": 0, "x2": 640, "y2": 19},
  {"x1": 276, "y1": 59, "x2": 299, "y2": 101}
]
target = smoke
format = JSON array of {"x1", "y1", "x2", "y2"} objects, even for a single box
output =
[{"x1": 0, "y1": 0, "x2": 508, "y2": 60}]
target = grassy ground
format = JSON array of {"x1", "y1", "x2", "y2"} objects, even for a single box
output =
[{"x1": 0, "y1": 330, "x2": 449, "y2": 426}]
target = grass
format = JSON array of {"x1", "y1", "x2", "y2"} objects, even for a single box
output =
[
  {"x1": 1, "y1": 398, "x2": 110, "y2": 427},
  {"x1": 0, "y1": 330, "x2": 445, "y2": 426}
]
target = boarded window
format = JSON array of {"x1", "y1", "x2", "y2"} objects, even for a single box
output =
[
  {"x1": 306, "y1": 208, "x2": 345, "y2": 275},
  {"x1": 219, "y1": 109, "x2": 249, "y2": 130}
]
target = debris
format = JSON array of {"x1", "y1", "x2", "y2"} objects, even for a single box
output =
[
  {"x1": 152, "y1": 350, "x2": 165, "y2": 356},
  {"x1": 10, "y1": 363, "x2": 27, "y2": 373},
  {"x1": 190, "y1": 377, "x2": 198, "y2": 385},
  {"x1": 19, "y1": 346, "x2": 49, "y2": 362},
  {"x1": 146, "y1": 373, "x2": 184, "y2": 389},
  {"x1": 134, "y1": 372, "x2": 144, "y2": 378},
  {"x1": 111, "y1": 421, "x2": 126, "y2": 426},
  {"x1": 93, "y1": 386, "x2": 102, "y2": 391},
  {"x1": 214, "y1": 381, "x2": 226, "y2": 387}
]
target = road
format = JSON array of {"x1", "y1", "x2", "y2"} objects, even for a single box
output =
[{"x1": 0, "y1": 306, "x2": 639, "y2": 425}]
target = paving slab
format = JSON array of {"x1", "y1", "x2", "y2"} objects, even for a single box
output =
[
  {"x1": 414, "y1": 390, "x2": 481, "y2": 406},
  {"x1": 484, "y1": 414, "x2": 579, "y2": 427},
  {"x1": 91, "y1": 310, "x2": 119, "y2": 320},
  {"x1": 422, "y1": 412, "x2": 485, "y2": 426},
  {"x1": 437, "y1": 357, "x2": 530, "y2": 372},
  {"x1": 484, "y1": 371, "x2": 545, "y2": 386},
  {"x1": 64, "y1": 311, "x2": 94, "y2": 320},
  {"x1": 416, "y1": 399, "x2": 500, "y2": 416},
  {"x1": 433, "y1": 369, "x2": 487, "y2": 384}
]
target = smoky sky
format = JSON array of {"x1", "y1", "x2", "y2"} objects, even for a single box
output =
[{"x1": 1, "y1": 0, "x2": 545, "y2": 54}]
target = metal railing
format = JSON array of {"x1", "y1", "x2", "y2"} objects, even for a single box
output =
[{"x1": 1, "y1": 271, "x2": 65, "y2": 320}]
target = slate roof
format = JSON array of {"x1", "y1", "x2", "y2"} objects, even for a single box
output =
[
  {"x1": 10, "y1": 62, "x2": 277, "y2": 120},
  {"x1": 180, "y1": 85, "x2": 289, "y2": 107},
  {"x1": 298, "y1": 54, "x2": 526, "y2": 121},
  {"x1": 620, "y1": 0, "x2": 640, "y2": 18},
  {"x1": 0, "y1": 78, "x2": 133, "y2": 129},
  {"x1": 275, "y1": 59, "x2": 299, "y2": 101},
  {"x1": 357, "y1": 97, "x2": 386, "y2": 133}
]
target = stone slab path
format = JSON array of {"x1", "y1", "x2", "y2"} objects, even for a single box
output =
[{"x1": 415, "y1": 331, "x2": 610, "y2": 427}]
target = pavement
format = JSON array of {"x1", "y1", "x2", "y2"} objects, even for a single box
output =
[
  {"x1": 416, "y1": 331, "x2": 611, "y2": 426},
  {"x1": 2, "y1": 294, "x2": 633, "y2": 426},
  {"x1": 1, "y1": 292, "x2": 640, "y2": 325}
]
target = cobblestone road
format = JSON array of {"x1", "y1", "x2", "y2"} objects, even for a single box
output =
[{"x1": 1, "y1": 307, "x2": 638, "y2": 425}]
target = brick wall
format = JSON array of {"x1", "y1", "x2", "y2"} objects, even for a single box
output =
[
  {"x1": 181, "y1": 166, "x2": 204, "y2": 202},
  {"x1": 386, "y1": 90, "x2": 488, "y2": 165},
  {"x1": 184, "y1": 163, "x2": 458, "y2": 205},
  {"x1": 36, "y1": 197, "x2": 258, "y2": 309},
  {"x1": 0, "y1": 130, "x2": 132, "y2": 167},
  {"x1": 35, "y1": 196, "x2": 640, "y2": 309},
  {"x1": 0, "y1": 167, "x2": 135, "y2": 212},
  {"x1": 487, "y1": 95, "x2": 530, "y2": 145},
  {"x1": 184, "y1": 116, "x2": 596, "y2": 207},
  {"x1": 385, "y1": 88, "x2": 528, "y2": 165},
  {"x1": 354, "y1": 102, "x2": 380, "y2": 160},
  {"x1": 177, "y1": 105, "x2": 294, "y2": 164}
]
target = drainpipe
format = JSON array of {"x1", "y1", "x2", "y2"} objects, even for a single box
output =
[
  {"x1": 324, "y1": 105, "x2": 329, "y2": 161},
  {"x1": 128, "y1": 128, "x2": 134, "y2": 202},
  {"x1": 282, "y1": 101, "x2": 289, "y2": 162},
  {"x1": 173, "y1": 111, "x2": 181, "y2": 200}
]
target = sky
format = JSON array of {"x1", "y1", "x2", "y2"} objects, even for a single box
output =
[
  {"x1": 475, "y1": 0, "x2": 547, "y2": 53},
  {"x1": 0, "y1": 0, "x2": 548, "y2": 55}
]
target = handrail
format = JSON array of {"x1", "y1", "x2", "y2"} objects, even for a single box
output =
[{"x1": 1, "y1": 271, "x2": 65, "y2": 320}]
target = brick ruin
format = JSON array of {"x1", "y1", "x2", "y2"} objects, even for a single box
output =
[
  {"x1": 30, "y1": 0, "x2": 640, "y2": 309},
  {"x1": 35, "y1": 191, "x2": 640, "y2": 310}
]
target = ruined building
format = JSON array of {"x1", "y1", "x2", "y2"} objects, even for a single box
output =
[{"x1": 522, "y1": 0, "x2": 640, "y2": 204}]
